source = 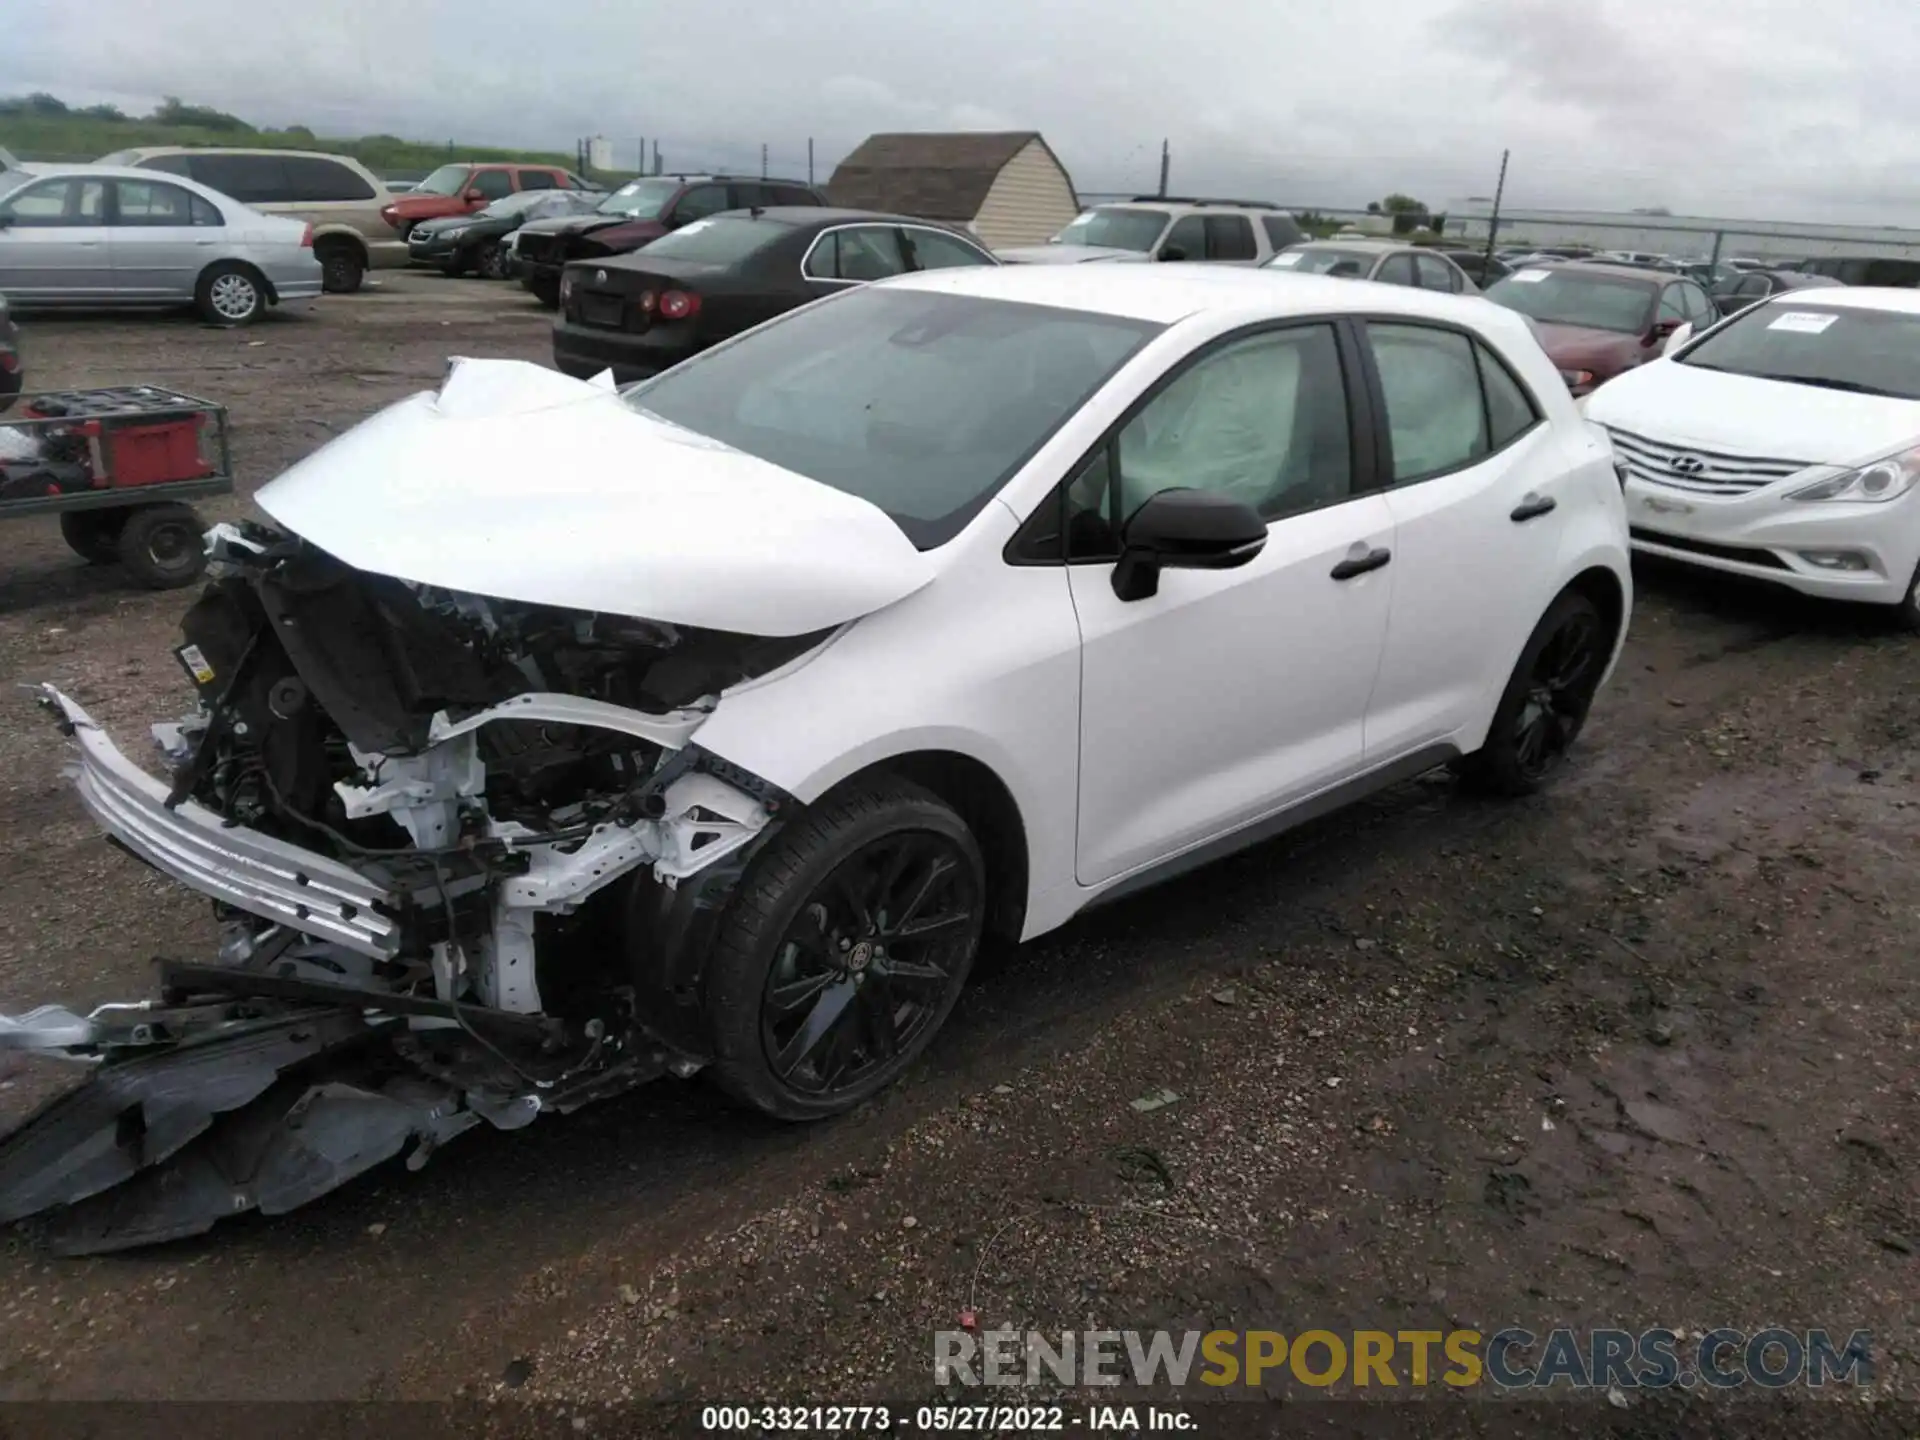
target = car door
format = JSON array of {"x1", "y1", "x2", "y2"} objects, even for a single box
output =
[
  {"x1": 1357, "y1": 320, "x2": 1569, "y2": 757},
  {"x1": 799, "y1": 224, "x2": 910, "y2": 297},
  {"x1": 1065, "y1": 320, "x2": 1395, "y2": 885},
  {"x1": 0, "y1": 175, "x2": 111, "y2": 299},
  {"x1": 109, "y1": 178, "x2": 220, "y2": 299}
]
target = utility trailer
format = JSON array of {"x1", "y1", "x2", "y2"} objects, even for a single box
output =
[{"x1": 0, "y1": 386, "x2": 232, "y2": 589}]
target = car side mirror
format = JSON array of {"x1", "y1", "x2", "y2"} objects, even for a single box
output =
[
  {"x1": 1110, "y1": 488, "x2": 1267, "y2": 602},
  {"x1": 1648, "y1": 317, "x2": 1682, "y2": 347},
  {"x1": 464, "y1": 188, "x2": 485, "y2": 203},
  {"x1": 1158, "y1": 245, "x2": 1187, "y2": 263},
  {"x1": 1660, "y1": 321, "x2": 1694, "y2": 356}
]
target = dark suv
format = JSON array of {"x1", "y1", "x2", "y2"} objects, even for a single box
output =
[{"x1": 514, "y1": 174, "x2": 825, "y2": 307}]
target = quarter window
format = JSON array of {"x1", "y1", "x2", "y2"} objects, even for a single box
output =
[
  {"x1": 1367, "y1": 323, "x2": 1490, "y2": 481},
  {"x1": 1105, "y1": 324, "x2": 1354, "y2": 526},
  {"x1": 0, "y1": 177, "x2": 105, "y2": 225},
  {"x1": 1474, "y1": 341, "x2": 1541, "y2": 449}
]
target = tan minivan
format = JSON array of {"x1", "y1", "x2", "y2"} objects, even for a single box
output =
[{"x1": 95, "y1": 147, "x2": 403, "y2": 293}]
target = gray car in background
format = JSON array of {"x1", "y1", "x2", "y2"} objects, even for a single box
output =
[{"x1": 0, "y1": 164, "x2": 323, "y2": 326}]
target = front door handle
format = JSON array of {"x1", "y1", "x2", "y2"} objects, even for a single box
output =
[
  {"x1": 1330, "y1": 545, "x2": 1392, "y2": 580},
  {"x1": 1510, "y1": 494, "x2": 1557, "y2": 522}
]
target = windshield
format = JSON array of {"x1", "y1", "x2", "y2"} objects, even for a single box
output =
[
  {"x1": 598, "y1": 178, "x2": 680, "y2": 219},
  {"x1": 0, "y1": 170, "x2": 32, "y2": 203},
  {"x1": 416, "y1": 164, "x2": 472, "y2": 197},
  {"x1": 625, "y1": 287, "x2": 1163, "y2": 548},
  {"x1": 1677, "y1": 302, "x2": 1920, "y2": 400},
  {"x1": 1484, "y1": 270, "x2": 1656, "y2": 334},
  {"x1": 637, "y1": 215, "x2": 789, "y2": 265},
  {"x1": 1266, "y1": 246, "x2": 1377, "y2": 278},
  {"x1": 1051, "y1": 207, "x2": 1168, "y2": 253}
]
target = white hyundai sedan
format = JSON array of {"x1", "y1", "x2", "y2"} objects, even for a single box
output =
[
  {"x1": 1585, "y1": 287, "x2": 1920, "y2": 627},
  {"x1": 0, "y1": 265, "x2": 1631, "y2": 1249}
]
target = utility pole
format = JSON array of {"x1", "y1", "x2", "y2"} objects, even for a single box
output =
[
  {"x1": 808, "y1": 137, "x2": 814, "y2": 187},
  {"x1": 638, "y1": 137, "x2": 645, "y2": 177},
  {"x1": 1482, "y1": 148, "x2": 1509, "y2": 271},
  {"x1": 761, "y1": 142, "x2": 768, "y2": 180},
  {"x1": 652, "y1": 140, "x2": 661, "y2": 176},
  {"x1": 1157, "y1": 138, "x2": 1170, "y2": 198}
]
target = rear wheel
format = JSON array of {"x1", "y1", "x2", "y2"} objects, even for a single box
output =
[
  {"x1": 314, "y1": 238, "x2": 366, "y2": 294},
  {"x1": 59, "y1": 509, "x2": 127, "y2": 565},
  {"x1": 116, "y1": 503, "x2": 207, "y2": 589},
  {"x1": 703, "y1": 780, "x2": 986, "y2": 1121},
  {"x1": 1457, "y1": 589, "x2": 1608, "y2": 796},
  {"x1": 195, "y1": 262, "x2": 265, "y2": 326}
]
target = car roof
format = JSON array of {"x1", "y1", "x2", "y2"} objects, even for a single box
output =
[
  {"x1": 3, "y1": 162, "x2": 268, "y2": 208},
  {"x1": 102, "y1": 146, "x2": 374, "y2": 166},
  {"x1": 882, "y1": 260, "x2": 1532, "y2": 334},
  {"x1": 725, "y1": 206, "x2": 969, "y2": 229},
  {"x1": 1290, "y1": 239, "x2": 1410, "y2": 255}
]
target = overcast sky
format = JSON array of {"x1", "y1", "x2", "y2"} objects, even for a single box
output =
[{"x1": 3, "y1": 0, "x2": 1914, "y2": 229}]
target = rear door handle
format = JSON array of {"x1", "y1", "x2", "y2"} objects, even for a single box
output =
[
  {"x1": 1330, "y1": 546, "x2": 1392, "y2": 580},
  {"x1": 1510, "y1": 494, "x2": 1557, "y2": 522}
]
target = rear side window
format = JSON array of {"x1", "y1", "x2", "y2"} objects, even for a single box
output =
[
  {"x1": 114, "y1": 179, "x2": 213, "y2": 227},
  {"x1": 1366, "y1": 323, "x2": 1490, "y2": 481},
  {"x1": 805, "y1": 226, "x2": 908, "y2": 282},
  {"x1": 518, "y1": 171, "x2": 556, "y2": 191},
  {"x1": 189, "y1": 154, "x2": 289, "y2": 204},
  {"x1": 138, "y1": 154, "x2": 195, "y2": 178},
  {"x1": 1203, "y1": 214, "x2": 1257, "y2": 261},
  {"x1": 770, "y1": 184, "x2": 820, "y2": 206},
  {"x1": 1260, "y1": 213, "x2": 1305, "y2": 249},
  {"x1": 279, "y1": 156, "x2": 376, "y2": 202},
  {"x1": 902, "y1": 227, "x2": 994, "y2": 270}
]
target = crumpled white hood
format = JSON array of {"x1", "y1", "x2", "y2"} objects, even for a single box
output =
[
  {"x1": 994, "y1": 244, "x2": 1149, "y2": 265},
  {"x1": 256, "y1": 358, "x2": 937, "y2": 637}
]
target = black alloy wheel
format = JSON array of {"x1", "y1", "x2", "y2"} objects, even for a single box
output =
[
  {"x1": 761, "y1": 831, "x2": 979, "y2": 1098},
  {"x1": 1458, "y1": 589, "x2": 1608, "y2": 796},
  {"x1": 703, "y1": 780, "x2": 986, "y2": 1120}
]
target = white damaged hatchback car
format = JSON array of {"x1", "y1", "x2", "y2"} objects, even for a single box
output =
[{"x1": 0, "y1": 265, "x2": 1630, "y2": 1251}]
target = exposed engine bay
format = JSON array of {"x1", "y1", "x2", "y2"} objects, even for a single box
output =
[{"x1": 0, "y1": 520, "x2": 827, "y2": 1253}]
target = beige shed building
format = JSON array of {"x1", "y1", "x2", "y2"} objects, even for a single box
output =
[{"x1": 825, "y1": 131, "x2": 1079, "y2": 250}]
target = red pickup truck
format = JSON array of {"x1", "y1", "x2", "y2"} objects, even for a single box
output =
[{"x1": 381, "y1": 162, "x2": 593, "y2": 238}]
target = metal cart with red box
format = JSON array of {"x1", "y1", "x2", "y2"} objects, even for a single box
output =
[{"x1": 0, "y1": 386, "x2": 232, "y2": 589}]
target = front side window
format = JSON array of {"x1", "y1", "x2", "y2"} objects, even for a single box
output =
[
  {"x1": 189, "y1": 154, "x2": 289, "y2": 204},
  {"x1": 1376, "y1": 254, "x2": 1419, "y2": 287},
  {"x1": 805, "y1": 226, "x2": 907, "y2": 282},
  {"x1": 902, "y1": 227, "x2": 995, "y2": 270},
  {"x1": 1414, "y1": 254, "x2": 1457, "y2": 292},
  {"x1": 113, "y1": 179, "x2": 200, "y2": 226},
  {"x1": 1160, "y1": 215, "x2": 1206, "y2": 261},
  {"x1": 1367, "y1": 323, "x2": 1490, "y2": 481},
  {"x1": 1109, "y1": 325, "x2": 1353, "y2": 524},
  {"x1": 469, "y1": 169, "x2": 513, "y2": 199},
  {"x1": 0, "y1": 177, "x2": 106, "y2": 226},
  {"x1": 1485, "y1": 270, "x2": 1657, "y2": 334},
  {"x1": 626, "y1": 287, "x2": 1162, "y2": 548},
  {"x1": 1203, "y1": 215, "x2": 1257, "y2": 261},
  {"x1": 1676, "y1": 302, "x2": 1920, "y2": 399},
  {"x1": 1051, "y1": 206, "x2": 1169, "y2": 253},
  {"x1": 1260, "y1": 213, "x2": 1305, "y2": 249},
  {"x1": 669, "y1": 185, "x2": 729, "y2": 223}
]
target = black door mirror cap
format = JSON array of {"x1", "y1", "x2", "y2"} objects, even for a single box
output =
[{"x1": 1110, "y1": 488, "x2": 1268, "y2": 601}]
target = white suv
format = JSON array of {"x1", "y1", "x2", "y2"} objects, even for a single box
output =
[
  {"x1": 1, "y1": 265, "x2": 1630, "y2": 1248},
  {"x1": 996, "y1": 196, "x2": 1305, "y2": 266}
]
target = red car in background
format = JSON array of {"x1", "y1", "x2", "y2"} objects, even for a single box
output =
[
  {"x1": 1483, "y1": 262, "x2": 1721, "y2": 397},
  {"x1": 381, "y1": 162, "x2": 593, "y2": 240}
]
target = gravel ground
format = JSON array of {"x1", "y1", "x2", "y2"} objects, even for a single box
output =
[{"x1": 0, "y1": 274, "x2": 1913, "y2": 1432}]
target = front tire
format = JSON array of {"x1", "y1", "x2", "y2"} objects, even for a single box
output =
[
  {"x1": 1457, "y1": 589, "x2": 1608, "y2": 796},
  {"x1": 703, "y1": 780, "x2": 986, "y2": 1121},
  {"x1": 195, "y1": 262, "x2": 265, "y2": 326}
]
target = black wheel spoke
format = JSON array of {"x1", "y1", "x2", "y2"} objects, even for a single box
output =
[
  {"x1": 827, "y1": 866, "x2": 874, "y2": 935},
  {"x1": 894, "y1": 910, "x2": 969, "y2": 941},
  {"x1": 772, "y1": 978, "x2": 858, "y2": 1079},
  {"x1": 878, "y1": 955, "x2": 950, "y2": 989},
  {"x1": 859, "y1": 982, "x2": 901, "y2": 1059},
  {"x1": 766, "y1": 969, "x2": 834, "y2": 1020},
  {"x1": 888, "y1": 856, "x2": 956, "y2": 936}
]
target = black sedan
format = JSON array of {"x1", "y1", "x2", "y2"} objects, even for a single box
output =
[
  {"x1": 1710, "y1": 267, "x2": 1846, "y2": 316},
  {"x1": 552, "y1": 207, "x2": 999, "y2": 382},
  {"x1": 0, "y1": 293, "x2": 20, "y2": 412},
  {"x1": 408, "y1": 189, "x2": 604, "y2": 279}
]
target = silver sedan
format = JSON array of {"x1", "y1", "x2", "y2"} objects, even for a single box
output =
[{"x1": 0, "y1": 163, "x2": 322, "y2": 326}]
